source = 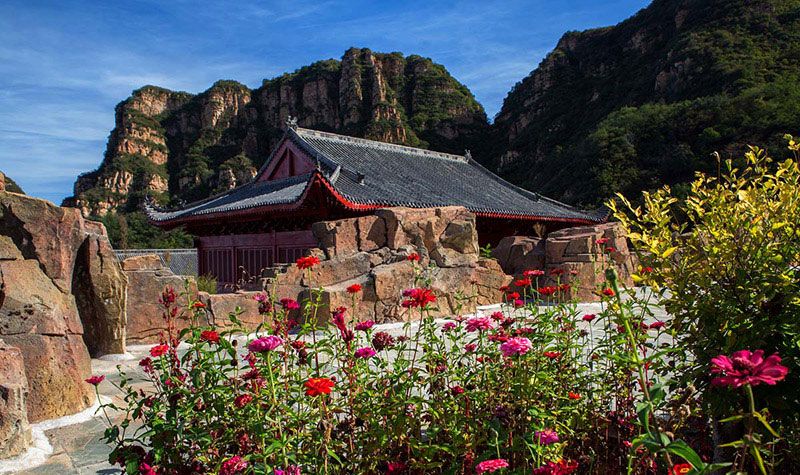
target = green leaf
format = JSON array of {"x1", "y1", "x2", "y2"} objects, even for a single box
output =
[{"x1": 665, "y1": 440, "x2": 705, "y2": 469}]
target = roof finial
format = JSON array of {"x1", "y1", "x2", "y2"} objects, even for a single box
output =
[
  {"x1": 464, "y1": 149, "x2": 472, "y2": 161},
  {"x1": 286, "y1": 115, "x2": 298, "y2": 130}
]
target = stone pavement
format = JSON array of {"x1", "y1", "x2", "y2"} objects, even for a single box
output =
[{"x1": 6, "y1": 292, "x2": 669, "y2": 474}]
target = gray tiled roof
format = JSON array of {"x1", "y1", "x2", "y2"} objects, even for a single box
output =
[{"x1": 149, "y1": 127, "x2": 603, "y2": 223}]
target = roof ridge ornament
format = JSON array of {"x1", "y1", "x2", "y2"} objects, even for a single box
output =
[
  {"x1": 464, "y1": 149, "x2": 472, "y2": 161},
  {"x1": 286, "y1": 116, "x2": 298, "y2": 130}
]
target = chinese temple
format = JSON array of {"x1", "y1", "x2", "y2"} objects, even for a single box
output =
[{"x1": 147, "y1": 122, "x2": 603, "y2": 286}]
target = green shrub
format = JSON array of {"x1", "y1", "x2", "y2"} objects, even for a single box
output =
[
  {"x1": 611, "y1": 138, "x2": 800, "y2": 459},
  {"x1": 196, "y1": 274, "x2": 218, "y2": 294}
]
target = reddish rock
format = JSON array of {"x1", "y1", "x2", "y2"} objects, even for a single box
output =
[
  {"x1": 123, "y1": 257, "x2": 196, "y2": 344},
  {"x1": 1, "y1": 333, "x2": 93, "y2": 422},
  {"x1": 198, "y1": 291, "x2": 266, "y2": 330},
  {"x1": 0, "y1": 341, "x2": 31, "y2": 458},
  {"x1": 0, "y1": 259, "x2": 83, "y2": 336},
  {"x1": 492, "y1": 236, "x2": 545, "y2": 275},
  {"x1": 545, "y1": 222, "x2": 636, "y2": 301},
  {"x1": 0, "y1": 236, "x2": 22, "y2": 260},
  {"x1": 303, "y1": 252, "x2": 372, "y2": 287},
  {"x1": 312, "y1": 218, "x2": 359, "y2": 257},
  {"x1": 73, "y1": 235, "x2": 128, "y2": 356}
]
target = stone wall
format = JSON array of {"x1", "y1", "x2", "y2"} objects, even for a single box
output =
[
  {"x1": 494, "y1": 222, "x2": 637, "y2": 301},
  {"x1": 273, "y1": 207, "x2": 511, "y2": 323},
  {"x1": 0, "y1": 191, "x2": 127, "y2": 426},
  {"x1": 122, "y1": 255, "x2": 197, "y2": 344}
]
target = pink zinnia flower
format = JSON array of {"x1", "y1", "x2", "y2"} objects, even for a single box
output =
[
  {"x1": 500, "y1": 337, "x2": 532, "y2": 357},
  {"x1": 582, "y1": 314, "x2": 596, "y2": 322},
  {"x1": 535, "y1": 428, "x2": 560, "y2": 445},
  {"x1": 464, "y1": 343, "x2": 477, "y2": 353},
  {"x1": 649, "y1": 321, "x2": 666, "y2": 330},
  {"x1": 711, "y1": 349, "x2": 789, "y2": 388},
  {"x1": 465, "y1": 316, "x2": 493, "y2": 332},
  {"x1": 476, "y1": 458, "x2": 509, "y2": 473},
  {"x1": 355, "y1": 320, "x2": 375, "y2": 331},
  {"x1": 85, "y1": 375, "x2": 104, "y2": 386},
  {"x1": 442, "y1": 321, "x2": 458, "y2": 332},
  {"x1": 248, "y1": 335, "x2": 283, "y2": 353},
  {"x1": 523, "y1": 269, "x2": 545, "y2": 277},
  {"x1": 220, "y1": 455, "x2": 248, "y2": 475},
  {"x1": 354, "y1": 347, "x2": 377, "y2": 359},
  {"x1": 274, "y1": 466, "x2": 301, "y2": 475}
]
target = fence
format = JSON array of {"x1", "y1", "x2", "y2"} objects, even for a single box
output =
[{"x1": 114, "y1": 248, "x2": 198, "y2": 276}]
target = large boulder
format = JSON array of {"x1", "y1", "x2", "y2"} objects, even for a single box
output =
[
  {"x1": 73, "y1": 235, "x2": 128, "y2": 355},
  {"x1": 0, "y1": 257, "x2": 94, "y2": 422},
  {"x1": 492, "y1": 236, "x2": 545, "y2": 275},
  {"x1": 123, "y1": 255, "x2": 196, "y2": 344},
  {"x1": 198, "y1": 291, "x2": 265, "y2": 330},
  {"x1": 0, "y1": 341, "x2": 31, "y2": 459},
  {"x1": 0, "y1": 191, "x2": 127, "y2": 357}
]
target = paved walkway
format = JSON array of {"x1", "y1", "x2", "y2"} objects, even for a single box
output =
[{"x1": 6, "y1": 294, "x2": 669, "y2": 474}]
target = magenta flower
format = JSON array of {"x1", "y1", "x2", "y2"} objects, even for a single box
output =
[
  {"x1": 274, "y1": 466, "x2": 301, "y2": 475},
  {"x1": 465, "y1": 316, "x2": 494, "y2": 332},
  {"x1": 219, "y1": 456, "x2": 248, "y2": 475},
  {"x1": 582, "y1": 314, "x2": 596, "y2": 322},
  {"x1": 85, "y1": 375, "x2": 105, "y2": 386},
  {"x1": 442, "y1": 321, "x2": 458, "y2": 332},
  {"x1": 355, "y1": 320, "x2": 375, "y2": 331},
  {"x1": 535, "y1": 428, "x2": 560, "y2": 445},
  {"x1": 711, "y1": 349, "x2": 789, "y2": 388},
  {"x1": 248, "y1": 335, "x2": 283, "y2": 353},
  {"x1": 280, "y1": 298, "x2": 300, "y2": 310},
  {"x1": 354, "y1": 347, "x2": 377, "y2": 359},
  {"x1": 476, "y1": 458, "x2": 509, "y2": 473},
  {"x1": 499, "y1": 337, "x2": 533, "y2": 357}
]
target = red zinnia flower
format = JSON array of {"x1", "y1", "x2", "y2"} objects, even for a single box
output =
[
  {"x1": 346, "y1": 283, "x2": 362, "y2": 294},
  {"x1": 668, "y1": 463, "x2": 692, "y2": 475},
  {"x1": 549, "y1": 268, "x2": 565, "y2": 276},
  {"x1": 533, "y1": 459, "x2": 579, "y2": 475},
  {"x1": 523, "y1": 269, "x2": 545, "y2": 277},
  {"x1": 401, "y1": 288, "x2": 437, "y2": 308},
  {"x1": 191, "y1": 301, "x2": 206, "y2": 309},
  {"x1": 601, "y1": 288, "x2": 615, "y2": 297},
  {"x1": 150, "y1": 344, "x2": 169, "y2": 357},
  {"x1": 641, "y1": 266, "x2": 654, "y2": 273},
  {"x1": 537, "y1": 286, "x2": 558, "y2": 296},
  {"x1": 200, "y1": 330, "x2": 220, "y2": 344},
  {"x1": 450, "y1": 385, "x2": 465, "y2": 395},
  {"x1": 498, "y1": 285, "x2": 510, "y2": 292},
  {"x1": 506, "y1": 291, "x2": 520, "y2": 300},
  {"x1": 280, "y1": 298, "x2": 300, "y2": 310},
  {"x1": 234, "y1": 394, "x2": 253, "y2": 408},
  {"x1": 514, "y1": 278, "x2": 532, "y2": 287},
  {"x1": 406, "y1": 252, "x2": 420, "y2": 262},
  {"x1": 595, "y1": 237, "x2": 610, "y2": 245},
  {"x1": 582, "y1": 314, "x2": 596, "y2": 322},
  {"x1": 711, "y1": 349, "x2": 789, "y2": 388},
  {"x1": 304, "y1": 377, "x2": 335, "y2": 396},
  {"x1": 85, "y1": 375, "x2": 104, "y2": 386},
  {"x1": 568, "y1": 392, "x2": 581, "y2": 400},
  {"x1": 296, "y1": 255, "x2": 320, "y2": 269},
  {"x1": 543, "y1": 351, "x2": 562, "y2": 360},
  {"x1": 605, "y1": 247, "x2": 616, "y2": 253},
  {"x1": 649, "y1": 321, "x2": 665, "y2": 330}
]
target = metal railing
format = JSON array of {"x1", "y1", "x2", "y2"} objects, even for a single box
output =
[{"x1": 114, "y1": 248, "x2": 198, "y2": 276}]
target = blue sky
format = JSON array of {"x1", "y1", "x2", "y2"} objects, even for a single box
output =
[{"x1": 0, "y1": 0, "x2": 650, "y2": 203}]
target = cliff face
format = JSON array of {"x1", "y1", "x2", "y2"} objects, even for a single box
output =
[
  {"x1": 488, "y1": 0, "x2": 800, "y2": 205},
  {"x1": 67, "y1": 48, "x2": 489, "y2": 216}
]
